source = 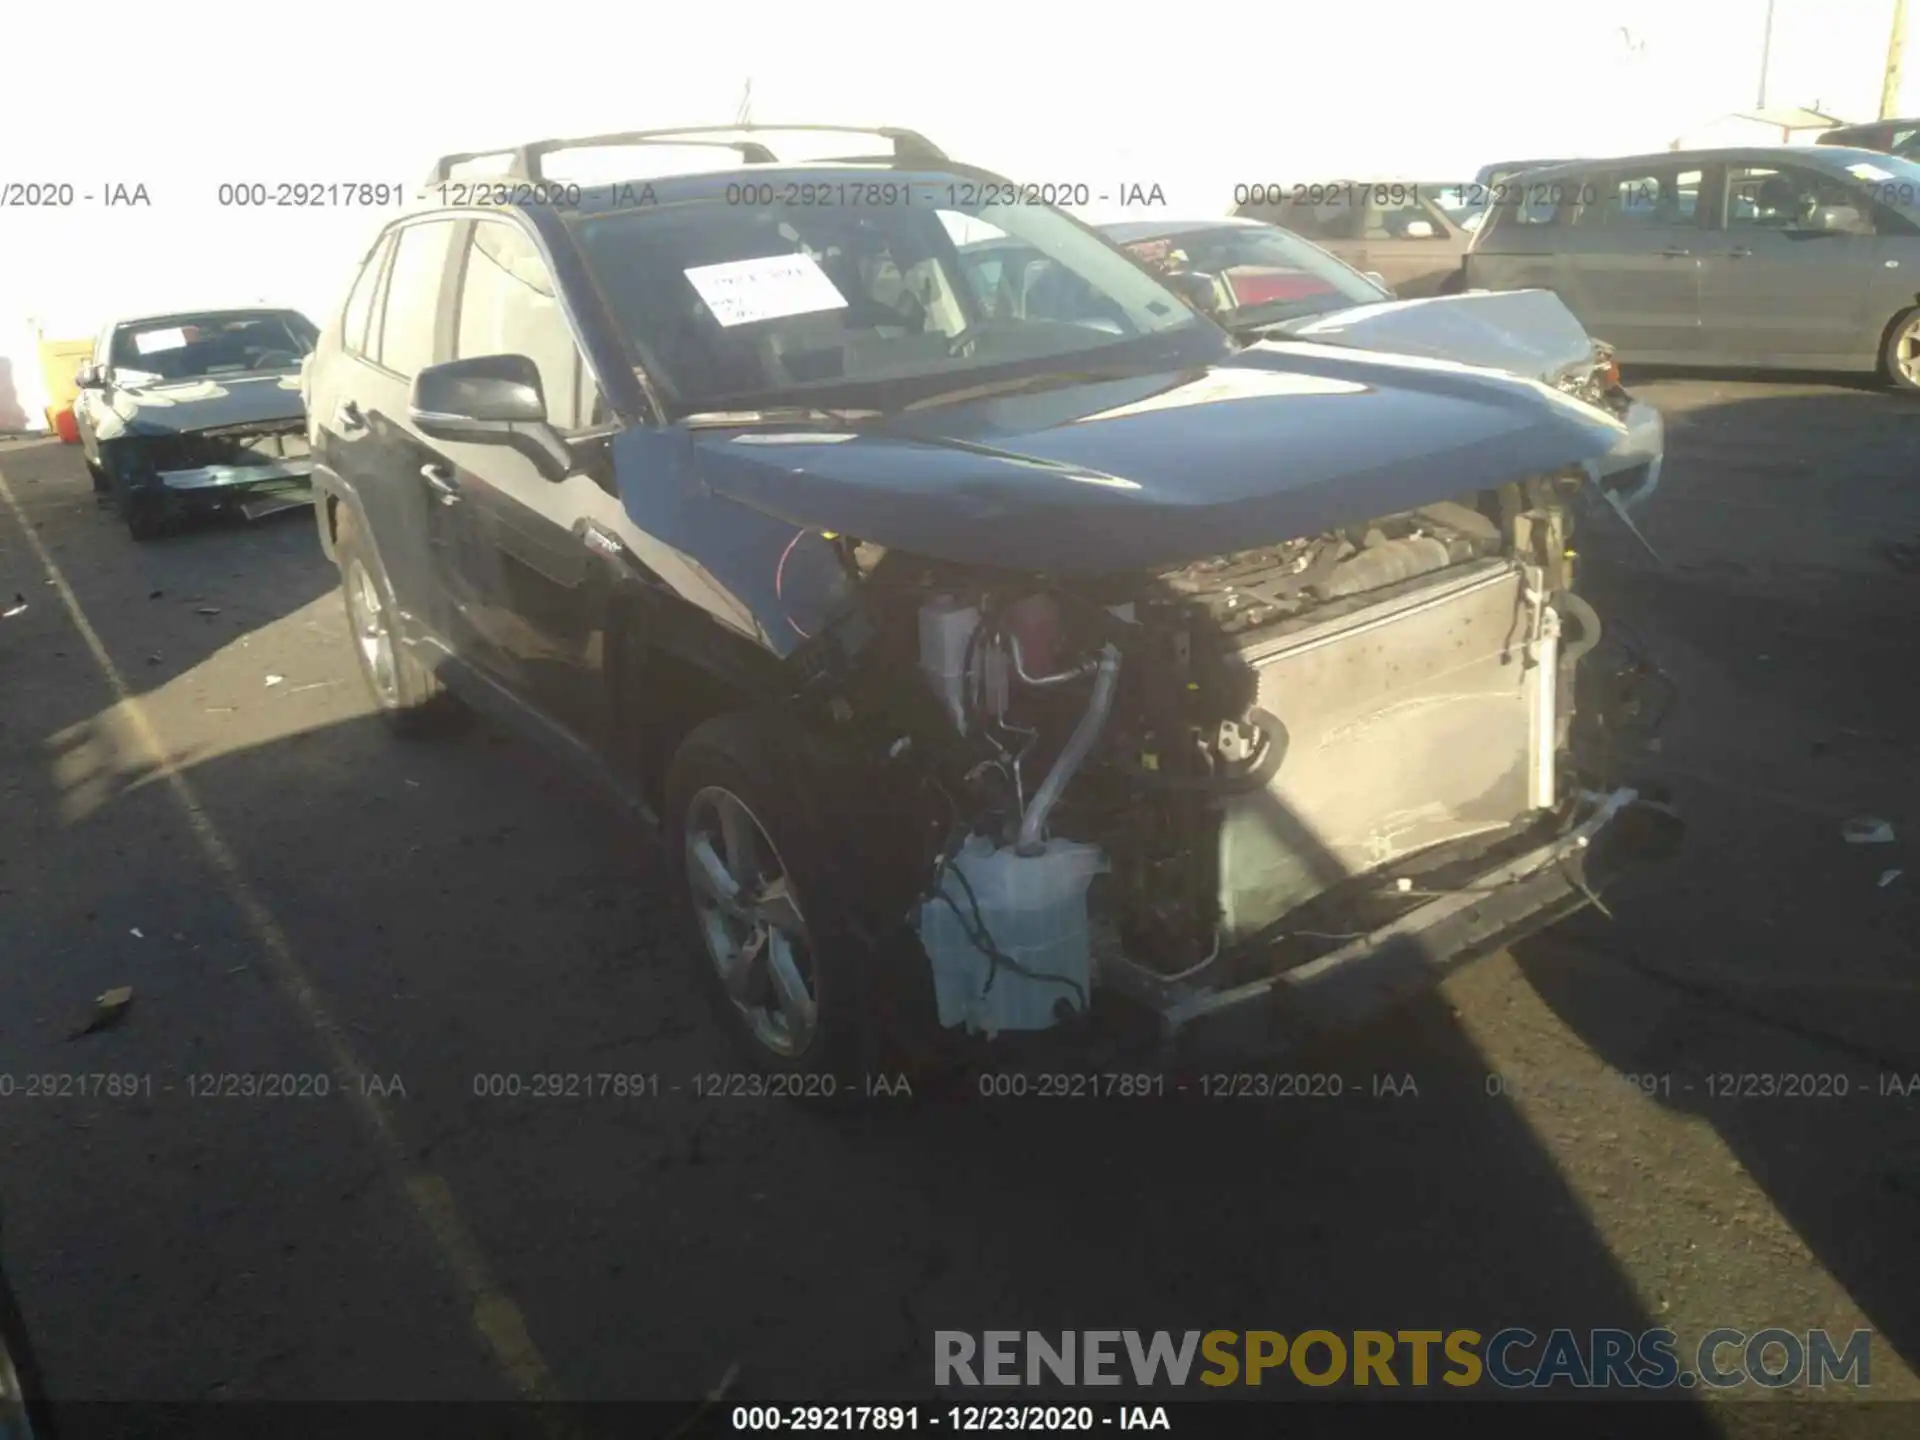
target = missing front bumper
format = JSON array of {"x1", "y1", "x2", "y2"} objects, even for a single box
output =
[
  {"x1": 1585, "y1": 397, "x2": 1663, "y2": 511},
  {"x1": 1111, "y1": 786, "x2": 1664, "y2": 1062}
]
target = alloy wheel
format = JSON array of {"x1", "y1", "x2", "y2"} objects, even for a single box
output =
[
  {"x1": 683, "y1": 785, "x2": 819, "y2": 1058},
  {"x1": 343, "y1": 559, "x2": 399, "y2": 706},
  {"x1": 1897, "y1": 315, "x2": 1920, "y2": 388}
]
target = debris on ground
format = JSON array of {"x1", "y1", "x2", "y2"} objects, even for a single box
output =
[
  {"x1": 1880, "y1": 869, "x2": 1903, "y2": 888},
  {"x1": 2, "y1": 594, "x2": 25, "y2": 618},
  {"x1": 196, "y1": 606, "x2": 222, "y2": 616},
  {"x1": 1843, "y1": 817, "x2": 1896, "y2": 845},
  {"x1": 69, "y1": 985, "x2": 134, "y2": 1039},
  {"x1": 264, "y1": 674, "x2": 285, "y2": 687},
  {"x1": 147, "y1": 589, "x2": 163, "y2": 600}
]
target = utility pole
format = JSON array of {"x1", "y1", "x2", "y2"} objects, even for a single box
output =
[
  {"x1": 1884, "y1": 0, "x2": 1908, "y2": 119},
  {"x1": 1758, "y1": 0, "x2": 1776, "y2": 109}
]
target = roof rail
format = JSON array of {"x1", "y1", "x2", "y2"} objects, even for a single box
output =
[{"x1": 422, "y1": 125, "x2": 948, "y2": 186}]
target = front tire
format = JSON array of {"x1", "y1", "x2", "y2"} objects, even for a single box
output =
[
  {"x1": 664, "y1": 713, "x2": 875, "y2": 1085},
  {"x1": 1880, "y1": 307, "x2": 1920, "y2": 392},
  {"x1": 112, "y1": 472, "x2": 169, "y2": 541},
  {"x1": 333, "y1": 509, "x2": 465, "y2": 737}
]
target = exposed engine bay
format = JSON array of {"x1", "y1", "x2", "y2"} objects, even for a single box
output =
[{"x1": 806, "y1": 469, "x2": 1654, "y2": 1046}]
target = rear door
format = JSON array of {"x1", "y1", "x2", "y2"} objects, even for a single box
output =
[
  {"x1": 434, "y1": 216, "x2": 617, "y2": 747},
  {"x1": 316, "y1": 217, "x2": 465, "y2": 648},
  {"x1": 1546, "y1": 163, "x2": 1707, "y2": 359},
  {"x1": 1697, "y1": 161, "x2": 1880, "y2": 365}
]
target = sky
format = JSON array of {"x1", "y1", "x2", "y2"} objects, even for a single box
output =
[{"x1": 0, "y1": 0, "x2": 1905, "y2": 411}]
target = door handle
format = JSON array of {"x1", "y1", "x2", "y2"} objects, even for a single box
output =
[
  {"x1": 583, "y1": 523, "x2": 671, "y2": 591},
  {"x1": 1660, "y1": 246, "x2": 1692, "y2": 258},
  {"x1": 336, "y1": 400, "x2": 368, "y2": 434},
  {"x1": 582, "y1": 523, "x2": 626, "y2": 559},
  {"x1": 420, "y1": 463, "x2": 460, "y2": 504}
]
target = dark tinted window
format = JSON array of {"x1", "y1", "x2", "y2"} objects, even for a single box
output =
[
  {"x1": 377, "y1": 220, "x2": 457, "y2": 377},
  {"x1": 1726, "y1": 165, "x2": 1875, "y2": 235},
  {"x1": 1571, "y1": 167, "x2": 1702, "y2": 228},
  {"x1": 342, "y1": 234, "x2": 394, "y2": 357},
  {"x1": 454, "y1": 221, "x2": 594, "y2": 429}
]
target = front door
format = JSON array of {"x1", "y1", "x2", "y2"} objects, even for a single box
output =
[
  {"x1": 1697, "y1": 162, "x2": 1879, "y2": 365},
  {"x1": 428, "y1": 217, "x2": 618, "y2": 749},
  {"x1": 1549, "y1": 163, "x2": 1707, "y2": 359}
]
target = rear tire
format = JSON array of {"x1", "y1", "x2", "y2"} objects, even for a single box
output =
[
  {"x1": 1880, "y1": 307, "x2": 1920, "y2": 392},
  {"x1": 333, "y1": 509, "x2": 466, "y2": 737}
]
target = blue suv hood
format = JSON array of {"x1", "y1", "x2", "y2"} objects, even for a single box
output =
[{"x1": 688, "y1": 340, "x2": 1628, "y2": 575}]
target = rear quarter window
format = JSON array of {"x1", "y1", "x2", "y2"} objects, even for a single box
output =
[{"x1": 341, "y1": 233, "x2": 395, "y2": 358}]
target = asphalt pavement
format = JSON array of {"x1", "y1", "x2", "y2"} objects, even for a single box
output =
[{"x1": 1, "y1": 374, "x2": 1917, "y2": 1419}]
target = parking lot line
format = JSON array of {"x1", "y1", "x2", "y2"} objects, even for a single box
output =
[{"x1": 0, "y1": 464, "x2": 555, "y2": 1401}]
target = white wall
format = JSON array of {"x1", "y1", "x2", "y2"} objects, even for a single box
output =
[{"x1": 0, "y1": 0, "x2": 1908, "y2": 429}]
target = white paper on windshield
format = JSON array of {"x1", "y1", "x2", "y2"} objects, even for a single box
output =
[
  {"x1": 1848, "y1": 162, "x2": 1896, "y2": 181},
  {"x1": 729, "y1": 432, "x2": 860, "y2": 445},
  {"x1": 684, "y1": 253, "x2": 848, "y2": 327},
  {"x1": 133, "y1": 327, "x2": 189, "y2": 354}
]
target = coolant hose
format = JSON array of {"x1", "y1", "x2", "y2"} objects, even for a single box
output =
[
  {"x1": 1554, "y1": 589, "x2": 1603, "y2": 668},
  {"x1": 1016, "y1": 643, "x2": 1121, "y2": 856}
]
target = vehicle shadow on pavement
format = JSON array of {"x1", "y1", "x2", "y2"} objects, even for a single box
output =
[
  {"x1": 0, "y1": 447, "x2": 1706, "y2": 1417},
  {"x1": 1513, "y1": 381, "x2": 1920, "y2": 1382},
  {"x1": 0, "y1": 421, "x2": 1875, "y2": 1416},
  {"x1": 0, "y1": 699, "x2": 1720, "y2": 1419}
]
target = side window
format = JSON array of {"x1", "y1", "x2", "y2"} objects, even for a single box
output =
[
  {"x1": 1726, "y1": 166, "x2": 1874, "y2": 235},
  {"x1": 1279, "y1": 199, "x2": 1360, "y2": 241},
  {"x1": 454, "y1": 221, "x2": 595, "y2": 431},
  {"x1": 1572, "y1": 168, "x2": 1702, "y2": 229},
  {"x1": 376, "y1": 220, "x2": 457, "y2": 378},
  {"x1": 1491, "y1": 178, "x2": 1571, "y2": 227},
  {"x1": 1365, "y1": 195, "x2": 1447, "y2": 240},
  {"x1": 341, "y1": 233, "x2": 394, "y2": 358}
]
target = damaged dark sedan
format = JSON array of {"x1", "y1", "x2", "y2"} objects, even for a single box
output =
[
  {"x1": 307, "y1": 126, "x2": 1680, "y2": 1080},
  {"x1": 73, "y1": 308, "x2": 319, "y2": 539}
]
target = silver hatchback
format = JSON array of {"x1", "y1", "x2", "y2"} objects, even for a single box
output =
[{"x1": 1464, "y1": 146, "x2": 1920, "y2": 390}]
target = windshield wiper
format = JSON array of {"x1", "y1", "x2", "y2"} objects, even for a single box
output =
[
  {"x1": 679, "y1": 406, "x2": 882, "y2": 430},
  {"x1": 901, "y1": 368, "x2": 1132, "y2": 413}
]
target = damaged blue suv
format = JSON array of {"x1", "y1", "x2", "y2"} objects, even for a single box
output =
[{"x1": 306, "y1": 125, "x2": 1678, "y2": 1081}]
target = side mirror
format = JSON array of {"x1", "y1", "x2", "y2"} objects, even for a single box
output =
[
  {"x1": 411, "y1": 354, "x2": 570, "y2": 481},
  {"x1": 74, "y1": 364, "x2": 102, "y2": 389},
  {"x1": 1363, "y1": 271, "x2": 1390, "y2": 290},
  {"x1": 1401, "y1": 219, "x2": 1438, "y2": 239}
]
